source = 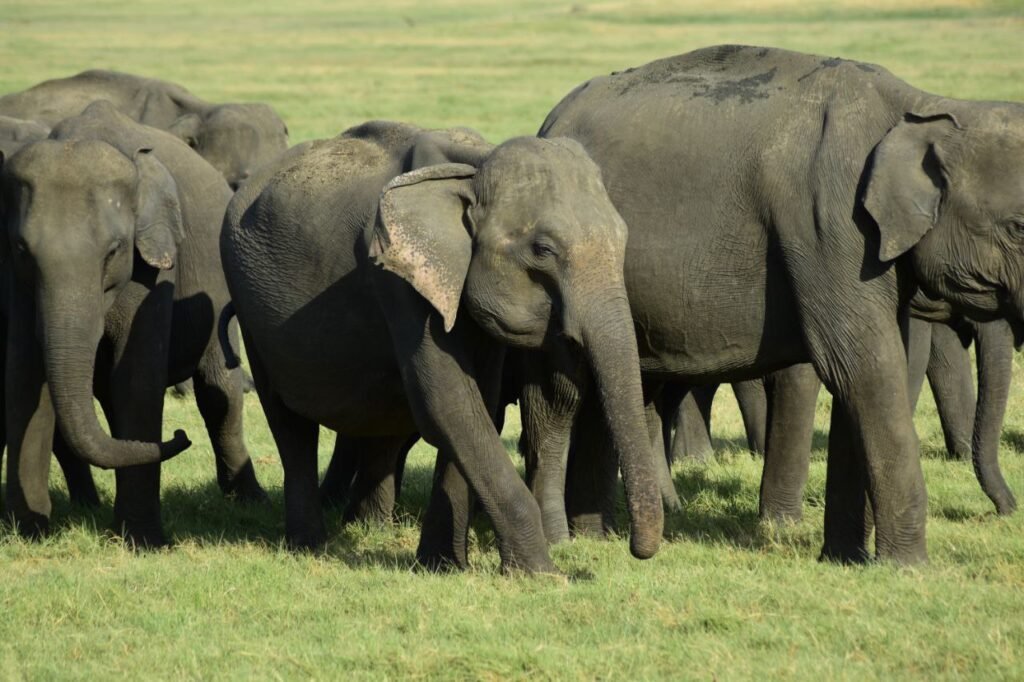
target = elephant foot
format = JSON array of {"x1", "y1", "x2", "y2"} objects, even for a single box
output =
[
  {"x1": 498, "y1": 552, "x2": 561, "y2": 577},
  {"x1": 993, "y1": 492, "x2": 1018, "y2": 516},
  {"x1": 118, "y1": 522, "x2": 169, "y2": 550},
  {"x1": 873, "y1": 542, "x2": 928, "y2": 565},
  {"x1": 568, "y1": 512, "x2": 610, "y2": 538},
  {"x1": 342, "y1": 500, "x2": 394, "y2": 526},
  {"x1": 10, "y1": 512, "x2": 50, "y2": 540},
  {"x1": 758, "y1": 503, "x2": 803, "y2": 525},
  {"x1": 416, "y1": 544, "x2": 468, "y2": 572},
  {"x1": 818, "y1": 541, "x2": 871, "y2": 565},
  {"x1": 285, "y1": 526, "x2": 327, "y2": 553},
  {"x1": 223, "y1": 462, "x2": 270, "y2": 507}
]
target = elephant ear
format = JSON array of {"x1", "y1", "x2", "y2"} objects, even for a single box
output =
[
  {"x1": 133, "y1": 148, "x2": 185, "y2": 270},
  {"x1": 864, "y1": 112, "x2": 960, "y2": 262},
  {"x1": 168, "y1": 113, "x2": 202, "y2": 149},
  {"x1": 369, "y1": 163, "x2": 477, "y2": 332}
]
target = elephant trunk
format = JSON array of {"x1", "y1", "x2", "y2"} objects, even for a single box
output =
[
  {"x1": 39, "y1": 284, "x2": 190, "y2": 469},
  {"x1": 577, "y1": 286, "x2": 663, "y2": 559},
  {"x1": 972, "y1": 319, "x2": 1017, "y2": 514}
]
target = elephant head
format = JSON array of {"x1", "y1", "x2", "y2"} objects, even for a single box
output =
[
  {"x1": 168, "y1": 103, "x2": 288, "y2": 190},
  {"x1": 0, "y1": 138, "x2": 190, "y2": 468},
  {"x1": 865, "y1": 105, "x2": 1024, "y2": 330},
  {"x1": 369, "y1": 137, "x2": 663, "y2": 559}
]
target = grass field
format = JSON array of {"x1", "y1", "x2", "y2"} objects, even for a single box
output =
[{"x1": 2, "y1": 0, "x2": 1024, "y2": 678}]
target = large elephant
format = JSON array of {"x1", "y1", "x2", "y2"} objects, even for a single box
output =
[
  {"x1": 0, "y1": 70, "x2": 288, "y2": 189},
  {"x1": 525, "y1": 45, "x2": 1024, "y2": 565},
  {"x1": 222, "y1": 120, "x2": 663, "y2": 573},
  {"x1": 663, "y1": 292, "x2": 1018, "y2": 518},
  {"x1": 0, "y1": 101, "x2": 266, "y2": 544}
]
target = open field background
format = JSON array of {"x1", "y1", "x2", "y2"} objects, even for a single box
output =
[{"x1": 2, "y1": 0, "x2": 1024, "y2": 678}]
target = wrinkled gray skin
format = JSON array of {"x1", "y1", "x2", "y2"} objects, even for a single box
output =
[
  {"x1": 665, "y1": 289, "x2": 1017, "y2": 518},
  {"x1": 0, "y1": 70, "x2": 288, "y2": 189},
  {"x1": 528, "y1": 45, "x2": 1024, "y2": 564},
  {"x1": 0, "y1": 101, "x2": 266, "y2": 544},
  {"x1": 223, "y1": 120, "x2": 663, "y2": 573}
]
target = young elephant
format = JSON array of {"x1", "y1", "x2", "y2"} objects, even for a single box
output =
[
  {"x1": 0, "y1": 101, "x2": 266, "y2": 544},
  {"x1": 526, "y1": 45, "x2": 1024, "y2": 564},
  {"x1": 223, "y1": 121, "x2": 664, "y2": 573},
  {"x1": 0, "y1": 70, "x2": 288, "y2": 189}
]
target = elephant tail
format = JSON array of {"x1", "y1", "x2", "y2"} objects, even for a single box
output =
[{"x1": 219, "y1": 302, "x2": 241, "y2": 370}]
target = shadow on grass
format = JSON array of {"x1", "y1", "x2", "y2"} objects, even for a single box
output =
[{"x1": 34, "y1": 449, "x2": 820, "y2": 567}]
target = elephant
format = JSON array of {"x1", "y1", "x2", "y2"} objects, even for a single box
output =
[
  {"x1": 0, "y1": 116, "x2": 50, "y2": 158},
  {"x1": 0, "y1": 100, "x2": 266, "y2": 544},
  {"x1": 662, "y1": 293, "x2": 1018, "y2": 518},
  {"x1": 522, "y1": 44, "x2": 1024, "y2": 565},
  {"x1": 0, "y1": 70, "x2": 288, "y2": 189},
  {"x1": 221, "y1": 120, "x2": 664, "y2": 573}
]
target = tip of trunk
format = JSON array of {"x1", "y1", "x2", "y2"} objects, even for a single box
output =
[{"x1": 629, "y1": 508, "x2": 663, "y2": 559}]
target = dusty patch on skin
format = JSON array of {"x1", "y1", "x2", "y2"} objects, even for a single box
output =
[
  {"x1": 798, "y1": 57, "x2": 879, "y2": 82},
  {"x1": 691, "y1": 67, "x2": 779, "y2": 104}
]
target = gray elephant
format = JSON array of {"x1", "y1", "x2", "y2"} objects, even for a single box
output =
[
  {"x1": 0, "y1": 70, "x2": 288, "y2": 189},
  {"x1": 523, "y1": 45, "x2": 1024, "y2": 565},
  {"x1": 222, "y1": 120, "x2": 664, "y2": 573},
  {"x1": 0, "y1": 115, "x2": 50, "y2": 158},
  {"x1": 664, "y1": 293, "x2": 1017, "y2": 519},
  {"x1": 0, "y1": 101, "x2": 266, "y2": 544}
]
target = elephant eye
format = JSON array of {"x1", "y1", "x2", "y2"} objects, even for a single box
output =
[
  {"x1": 1009, "y1": 219, "x2": 1024, "y2": 234},
  {"x1": 532, "y1": 240, "x2": 558, "y2": 260},
  {"x1": 13, "y1": 238, "x2": 28, "y2": 256}
]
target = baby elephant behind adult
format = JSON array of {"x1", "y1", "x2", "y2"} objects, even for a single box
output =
[
  {"x1": 0, "y1": 101, "x2": 266, "y2": 544},
  {"x1": 0, "y1": 70, "x2": 288, "y2": 189},
  {"x1": 223, "y1": 120, "x2": 663, "y2": 573}
]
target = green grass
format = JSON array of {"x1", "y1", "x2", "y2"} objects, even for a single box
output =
[{"x1": 3, "y1": 0, "x2": 1024, "y2": 678}]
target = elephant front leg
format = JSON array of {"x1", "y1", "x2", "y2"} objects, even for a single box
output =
[
  {"x1": 519, "y1": 350, "x2": 584, "y2": 545},
  {"x1": 104, "y1": 280, "x2": 174, "y2": 547},
  {"x1": 818, "y1": 339, "x2": 927, "y2": 565},
  {"x1": 418, "y1": 448, "x2": 475, "y2": 571},
  {"x1": 4, "y1": 323, "x2": 56, "y2": 537},
  {"x1": 758, "y1": 363, "x2": 820, "y2": 524},
  {"x1": 388, "y1": 310, "x2": 555, "y2": 574},
  {"x1": 646, "y1": 395, "x2": 681, "y2": 512},
  {"x1": 926, "y1": 322, "x2": 975, "y2": 460}
]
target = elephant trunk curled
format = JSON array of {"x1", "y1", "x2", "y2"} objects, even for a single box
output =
[
  {"x1": 576, "y1": 285, "x2": 663, "y2": 559},
  {"x1": 39, "y1": 283, "x2": 189, "y2": 469}
]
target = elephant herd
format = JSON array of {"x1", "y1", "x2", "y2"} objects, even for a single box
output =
[{"x1": 1, "y1": 44, "x2": 1023, "y2": 574}]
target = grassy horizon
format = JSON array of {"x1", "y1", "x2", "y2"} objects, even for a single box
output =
[{"x1": 2, "y1": 0, "x2": 1024, "y2": 678}]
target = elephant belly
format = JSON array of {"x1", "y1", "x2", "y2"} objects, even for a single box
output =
[
  {"x1": 625, "y1": 223, "x2": 808, "y2": 383},
  {"x1": 242, "y1": 271, "x2": 417, "y2": 438}
]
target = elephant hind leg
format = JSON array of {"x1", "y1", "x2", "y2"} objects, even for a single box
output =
[
  {"x1": 261, "y1": 388, "x2": 324, "y2": 550},
  {"x1": 320, "y1": 433, "x2": 355, "y2": 509},
  {"x1": 192, "y1": 352, "x2": 268, "y2": 506},
  {"x1": 341, "y1": 435, "x2": 408, "y2": 525}
]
